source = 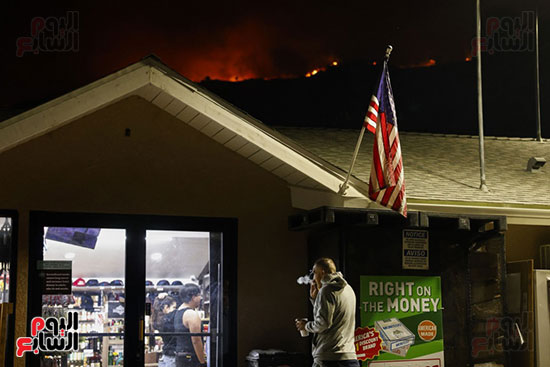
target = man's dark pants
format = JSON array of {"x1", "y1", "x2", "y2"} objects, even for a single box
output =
[{"x1": 314, "y1": 360, "x2": 360, "y2": 367}]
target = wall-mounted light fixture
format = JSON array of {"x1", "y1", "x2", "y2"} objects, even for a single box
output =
[{"x1": 526, "y1": 157, "x2": 546, "y2": 172}]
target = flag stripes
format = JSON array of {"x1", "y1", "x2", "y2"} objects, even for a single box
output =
[
  {"x1": 367, "y1": 62, "x2": 407, "y2": 217},
  {"x1": 363, "y1": 96, "x2": 379, "y2": 134}
]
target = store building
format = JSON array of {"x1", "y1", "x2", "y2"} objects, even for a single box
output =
[{"x1": 0, "y1": 56, "x2": 548, "y2": 367}]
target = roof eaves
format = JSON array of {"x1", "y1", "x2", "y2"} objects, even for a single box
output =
[
  {"x1": 0, "y1": 61, "x2": 149, "y2": 129},
  {"x1": 408, "y1": 198, "x2": 550, "y2": 210},
  {"x1": 147, "y1": 64, "x2": 371, "y2": 198},
  {"x1": 409, "y1": 198, "x2": 550, "y2": 225},
  {"x1": 0, "y1": 62, "x2": 151, "y2": 154}
]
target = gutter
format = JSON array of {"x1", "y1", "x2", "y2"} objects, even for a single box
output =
[{"x1": 408, "y1": 200, "x2": 550, "y2": 226}]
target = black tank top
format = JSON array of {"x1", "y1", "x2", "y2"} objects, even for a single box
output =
[
  {"x1": 174, "y1": 307, "x2": 196, "y2": 356},
  {"x1": 160, "y1": 311, "x2": 176, "y2": 356}
]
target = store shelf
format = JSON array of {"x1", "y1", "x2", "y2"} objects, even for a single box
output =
[
  {"x1": 73, "y1": 286, "x2": 124, "y2": 291},
  {"x1": 72, "y1": 285, "x2": 186, "y2": 292},
  {"x1": 41, "y1": 277, "x2": 209, "y2": 366}
]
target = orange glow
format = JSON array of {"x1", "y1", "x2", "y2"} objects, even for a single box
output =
[
  {"x1": 465, "y1": 57, "x2": 471, "y2": 62},
  {"x1": 172, "y1": 20, "x2": 286, "y2": 82},
  {"x1": 305, "y1": 66, "x2": 327, "y2": 77},
  {"x1": 304, "y1": 59, "x2": 341, "y2": 78},
  {"x1": 372, "y1": 61, "x2": 377, "y2": 66},
  {"x1": 405, "y1": 59, "x2": 437, "y2": 68},
  {"x1": 174, "y1": 22, "x2": 341, "y2": 82}
]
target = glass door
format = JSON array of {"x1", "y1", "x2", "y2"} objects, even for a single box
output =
[
  {"x1": 0, "y1": 213, "x2": 16, "y2": 367},
  {"x1": 144, "y1": 230, "x2": 222, "y2": 367},
  {"x1": 0, "y1": 217, "x2": 12, "y2": 303},
  {"x1": 41, "y1": 227, "x2": 126, "y2": 367},
  {"x1": 27, "y1": 213, "x2": 233, "y2": 367}
]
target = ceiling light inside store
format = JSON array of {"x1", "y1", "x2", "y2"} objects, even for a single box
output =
[
  {"x1": 146, "y1": 231, "x2": 209, "y2": 244},
  {"x1": 151, "y1": 252, "x2": 163, "y2": 261},
  {"x1": 64, "y1": 252, "x2": 76, "y2": 259}
]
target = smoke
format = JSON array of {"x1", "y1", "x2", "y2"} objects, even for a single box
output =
[
  {"x1": 172, "y1": 19, "x2": 273, "y2": 81},
  {"x1": 170, "y1": 19, "x2": 332, "y2": 81}
]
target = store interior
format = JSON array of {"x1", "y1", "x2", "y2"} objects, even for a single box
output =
[
  {"x1": 41, "y1": 227, "x2": 211, "y2": 367},
  {"x1": 0, "y1": 218, "x2": 11, "y2": 304}
]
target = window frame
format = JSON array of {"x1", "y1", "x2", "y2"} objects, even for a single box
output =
[{"x1": 26, "y1": 211, "x2": 237, "y2": 367}]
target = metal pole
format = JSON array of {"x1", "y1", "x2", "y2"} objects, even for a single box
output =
[
  {"x1": 477, "y1": 0, "x2": 488, "y2": 192},
  {"x1": 216, "y1": 263, "x2": 221, "y2": 367},
  {"x1": 338, "y1": 45, "x2": 393, "y2": 195},
  {"x1": 338, "y1": 126, "x2": 366, "y2": 195},
  {"x1": 535, "y1": 8, "x2": 543, "y2": 142}
]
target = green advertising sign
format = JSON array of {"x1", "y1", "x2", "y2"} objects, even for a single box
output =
[{"x1": 356, "y1": 276, "x2": 445, "y2": 366}]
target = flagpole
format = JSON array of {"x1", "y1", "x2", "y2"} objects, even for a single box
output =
[
  {"x1": 338, "y1": 45, "x2": 393, "y2": 195},
  {"x1": 535, "y1": 7, "x2": 542, "y2": 142},
  {"x1": 476, "y1": 0, "x2": 488, "y2": 192}
]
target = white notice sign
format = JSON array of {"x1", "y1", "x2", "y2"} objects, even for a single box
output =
[{"x1": 402, "y1": 229, "x2": 429, "y2": 270}]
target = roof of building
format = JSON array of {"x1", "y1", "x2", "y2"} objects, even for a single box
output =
[
  {"x1": 0, "y1": 56, "x2": 366, "y2": 198},
  {"x1": 1, "y1": 56, "x2": 549, "y2": 224},
  {"x1": 278, "y1": 127, "x2": 550, "y2": 207}
]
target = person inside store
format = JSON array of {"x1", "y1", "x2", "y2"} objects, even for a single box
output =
[
  {"x1": 153, "y1": 295, "x2": 178, "y2": 367},
  {"x1": 174, "y1": 283, "x2": 207, "y2": 367},
  {"x1": 295, "y1": 257, "x2": 359, "y2": 367}
]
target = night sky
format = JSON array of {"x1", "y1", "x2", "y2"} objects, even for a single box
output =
[{"x1": 1, "y1": 0, "x2": 549, "y2": 136}]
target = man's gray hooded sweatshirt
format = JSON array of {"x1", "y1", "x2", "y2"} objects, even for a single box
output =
[{"x1": 305, "y1": 272, "x2": 357, "y2": 362}]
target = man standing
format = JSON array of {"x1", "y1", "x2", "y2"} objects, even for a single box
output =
[
  {"x1": 175, "y1": 284, "x2": 207, "y2": 367},
  {"x1": 296, "y1": 258, "x2": 359, "y2": 367}
]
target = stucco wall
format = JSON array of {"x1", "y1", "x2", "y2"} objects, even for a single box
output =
[
  {"x1": 0, "y1": 96, "x2": 309, "y2": 366},
  {"x1": 506, "y1": 224, "x2": 550, "y2": 267}
]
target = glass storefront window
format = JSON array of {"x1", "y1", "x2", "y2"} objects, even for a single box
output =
[
  {"x1": 0, "y1": 216, "x2": 14, "y2": 366},
  {"x1": 42, "y1": 228, "x2": 126, "y2": 367},
  {"x1": 28, "y1": 214, "x2": 230, "y2": 367},
  {"x1": 145, "y1": 230, "x2": 212, "y2": 367},
  {"x1": 0, "y1": 217, "x2": 12, "y2": 303}
]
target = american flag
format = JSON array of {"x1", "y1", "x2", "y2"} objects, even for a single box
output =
[{"x1": 365, "y1": 61, "x2": 407, "y2": 217}]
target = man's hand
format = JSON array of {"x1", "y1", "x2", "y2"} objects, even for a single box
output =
[
  {"x1": 295, "y1": 319, "x2": 307, "y2": 331},
  {"x1": 310, "y1": 281, "x2": 319, "y2": 300}
]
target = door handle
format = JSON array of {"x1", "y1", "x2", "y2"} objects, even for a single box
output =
[{"x1": 139, "y1": 318, "x2": 144, "y2": 342}]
